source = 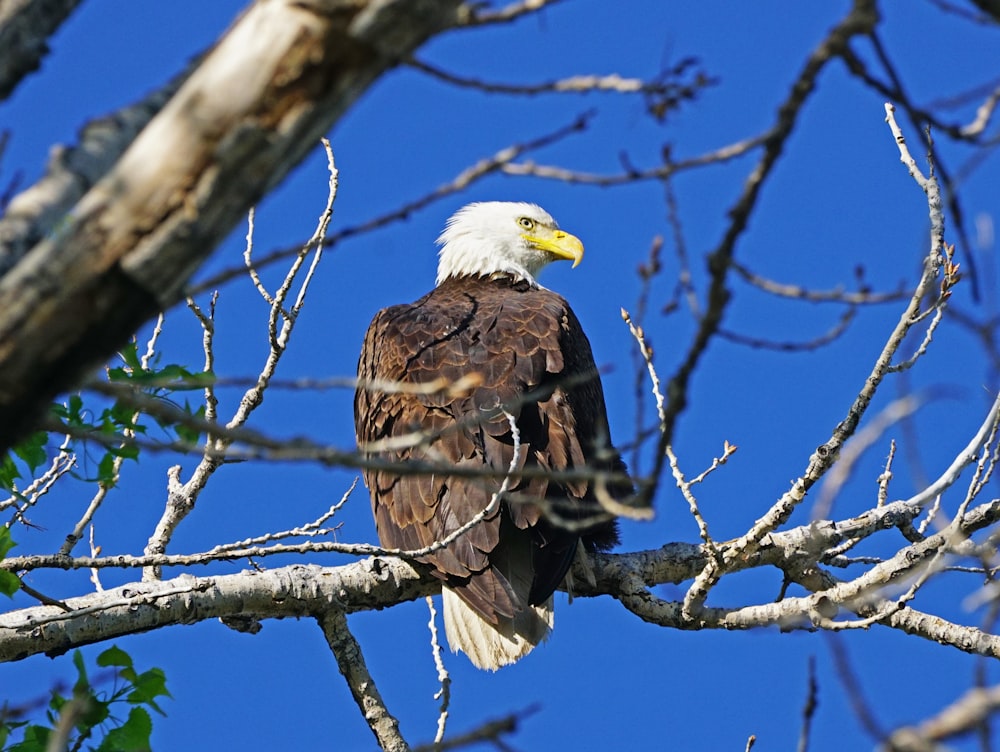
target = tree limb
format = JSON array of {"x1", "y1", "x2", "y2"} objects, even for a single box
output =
[{"x1": 0, "y1": 0, "x2": 463, "y2": 451}]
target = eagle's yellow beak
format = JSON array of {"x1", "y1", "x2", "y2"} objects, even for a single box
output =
[{"x1": 525, "y1": 229, "x2": 584, "y2": 268}]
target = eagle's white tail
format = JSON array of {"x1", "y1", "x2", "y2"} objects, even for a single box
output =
[{"x1": 441, "y1": 587, "x2": 553, "y2": 671}]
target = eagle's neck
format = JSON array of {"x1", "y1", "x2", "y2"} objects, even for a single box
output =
[
  {"x1": 436, "y1": 233, "x2": 547, "y2": 287},
  {"x1": 437, "y1": 272, "x2": 539, "y2": 293}
]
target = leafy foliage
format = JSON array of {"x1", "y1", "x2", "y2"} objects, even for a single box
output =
[
  {"x1": 0, "y1": 341, "x2": 214, "y2": 492},
  {"x1": 0, "y1": 528, "x2": 17, "y2": 598},
  {"x1": 0, "y1": 646, "x2": 170, "y2": 752}
]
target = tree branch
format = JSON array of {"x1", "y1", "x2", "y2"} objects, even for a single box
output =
[
  {"x1": 318, "y1": 608, "x2": 408, "y2": 752},
  {"x1": 0, "y1": 0, "x2": 463, "y2": 452}
]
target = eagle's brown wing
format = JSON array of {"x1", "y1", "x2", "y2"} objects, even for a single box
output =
[{"x1": 354, "y1": 275, "x2": 624, "y2": 625}]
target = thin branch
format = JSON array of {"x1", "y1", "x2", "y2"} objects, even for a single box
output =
[
  {"x1": 409, "y1": 58, "x2": 663, "y2": 96},
  {"x1": 144, "y1": 141, "x2": 339, "y2": 578},
  {"x1": 796, "y1": 656, "x2": 819, "y2": 752},
  {"x1": 905, "y1": 391, "x2": 1000, "y2": 511},
  {"x1": 425, "y1": 596, "x2": 451, "y2": 747},
  {"x1": 413, "y1": 711, "x2": 531, "y2": 752},
  {"x1": 499, "y1": 130, "x2": 768, "y2": 186},
  {"x1": 718, "y1": 307, "x2": 856, "y2": 352},
  {"x1": 661, "y1": 0, "x2": 879, "y2": 453},
  {"x1": 812, "y1": 393, "x2": 926, "y2": 521},
  {"x1": 318, "y1": 609, "x2": 408, "y2": 752},
  {"x1": 60, "y1": 315, "x2": 166, "y2": 557},
  {"x1": 188, "y1": 115, "x2": 593, "y2": 297},
  {"x1": 827, "y1": 635, "x2": 888, "y2": 743},
  {"x1": 729, "y1": 259, "x2": 908, "y2": 304},
  {"x1": 682, "y1": 90, "x2": 951, "y2": 616},
  {"x1": 887, "y1": 685, "x2": 1000, "y2": 751},
  {"x1": 457, "y1": 0, "x2": 565, "y2": 27}
]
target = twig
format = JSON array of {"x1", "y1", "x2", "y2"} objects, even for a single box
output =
[
  {"x1": 718, "y1": 307, "x2": 856, "y2": 352},
  {"x1": 187, "y1": 116, "x2": 593, "y2": 297},
  {"x1": 317, "y1": 609, "x2": 408, "y2": 752},
  {"x1": 827, "y1": 635, "x2": 888, "y2": 743},
  {"x1": 413, "y1": 710, "x2": 535, "y2": 752},
  {"x1": 905, "y1": 391, "x2": 1000, "y2": 511},
  {"x1": 667, "y1": 443, "x2": 735, "y2": 556},
  {"x1": 661, "y1": 0, "x2": 879, "y2": 456},
  {"x1": 425, "y1": 596, "x2": 451, "y2": 747},
  {"x1": 682, "y1": 91, "x2": 951, "y2": 616},
  {"x1": 1, "y1": 434, "x2": 74, "y2": 520},
  {"x1": 729, "y1": 259, "x2": 907, "y2": 304},
  {"x1": 88, "y1": 524, "x2": 103, "y2": 592},
  {"x1": 796, "y1": 656, "x2": 819, "y2": 752},
  {"x1": 458, "y1": 0, "x2": 565, "y2": 26},
  {"x1": 143, "y1": 141, "x2": 339, "y2": 579},
  {"x1": 59, "y1": 314, "x2": 165, "y2": 556},
  {"x1": 409, "y1": 58, "x2": 664, "y2": 96},
  {"x1": 877, "y1": 439, "x2": 896, "y2": 508},
  {"x1": 812, "y1": 394, "x2": 925, "y2": 521},
  {"x1": 203, "y1": 480, "x2": 356, "y2": 556},
  {"x1": 500, "y1": 130, "x2": 767, "y2": 186},
  {"x1": 886, "y1": 685, "x2": 1000, "y2": 752}
]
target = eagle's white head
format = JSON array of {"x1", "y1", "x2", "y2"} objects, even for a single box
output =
[{"x1": 435, "y1": 201, "x2": 584, "y2": 286}]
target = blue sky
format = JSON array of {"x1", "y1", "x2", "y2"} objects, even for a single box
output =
[{"x1": 2, "y1": 1, "x2": 999, "y2": 750}]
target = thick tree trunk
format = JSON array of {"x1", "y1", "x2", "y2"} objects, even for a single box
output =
[
  {"x1": 0, "y1": 0, "x2": 82, "y2": 101},
  {"x1": 0, "y1": 0, "x2": 461, "y2": 451}
]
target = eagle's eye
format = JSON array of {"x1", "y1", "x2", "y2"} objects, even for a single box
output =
[{"x1": 518, "y1": 217, "x2": 535, "y2": 230}]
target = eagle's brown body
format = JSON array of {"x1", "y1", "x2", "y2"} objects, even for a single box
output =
[{"x1": 355, "y1": 272, "x2": 627, "y2": 667}]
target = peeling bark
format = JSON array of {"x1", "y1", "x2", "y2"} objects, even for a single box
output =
[{"x1": 0, "y1": 0, "x2": 462, "y2": 450}]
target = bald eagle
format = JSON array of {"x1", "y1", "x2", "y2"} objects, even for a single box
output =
[{"x1": 355, "y1": 202, "x2": 630, "y2": 670}]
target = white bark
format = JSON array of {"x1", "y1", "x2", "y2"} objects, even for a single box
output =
[{"x1": 0, "y1": 0, "x2": 462, "y2": 449}]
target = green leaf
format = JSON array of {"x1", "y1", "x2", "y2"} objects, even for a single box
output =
[
  {"x1": 109, "y1": 401, "x2": 139, "y2": 428},
  {"x1": 97, "y1": 454, "x2": 117, "y2": 487},
  {"x1": 97, "y1": 645, "x2": 134, "y2": 670},
  {"x1": 48, "y1": 691, "x2": 66, "y2": 713},
  {"x1": 127, "y1": 668, "x2": 171, "y2": 715},
  {"x1": 0, "y1": 453, "x2": 21, "y2": 491},
  {"x1": 0, "y1": 569, "x2": 20, "y2": 597},
  {"x1": 0, "y1": 526, "x2": 16, "y2": 559},
  {"x1": 13, "y1": 432, "x2": 48, "y2": 473},
  {"x1": 77, "y1": 692, "x2": 110, "y2": 729},
  {"x1": 96, "y1": 706, "x2": 152, "y2": 752},
  {"x1": 155, "y1": 364, "x2": 188, "y2": 381},
  {"x1": 118, "y1": 341, "x2": 142, "y2": 372},
  {"x1": 174, "y1": 403, "x2": 206, "y2": 445},
  {"x1": 184, "y1": 370, "x2": 216, "y2": 388},
  {"x1": 7, "y1": 723, "x2": 49, "y2": 752},
  {"x1": 108, "y1": 444, "x2": 140, "y2": 462},
  {"x1": 66, "y1": 394, "x2": 84, "y2": 424},
  {"x1": 72, "y1": 650, "x2": 88, "y2": 692}
]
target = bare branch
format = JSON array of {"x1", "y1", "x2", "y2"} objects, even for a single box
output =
[
  {"x1": 426, "y1": 596, "x2": 451, "y2": 746},
  {"x1": 887, "y1": 685, "x2": 1000, "y2": 751},
  {"x1": 0, "y1": 0, "x2": 465, "y2": 452},
  {"x1": 0, "y1": 0, "x2": 83, "y2": 101},
  {"x1": 144, "y1": 142, "x2": 339, "y2": 577},
  {"x1": 661, "y1": 0, "x2": 879, "y2": 453},
  {"x1": 318, "y1": 608, "x2": 408, "y2": 752},
  {"x1": 189, "y1": 113, "x2": 593, "y2": 297},
  {"x1": 409, "y1": 58, "x2": 663, "y2": 96},
  {"x1": 729, "y1": 259, "x2": 908, "y2": 305},
  {"x1": 718, "y1": 307, "x2": 857, "y2": 352},
  {"x1": 457, "y1": 0, "x2": 566, "y2": 27},
  {"x1": 796, "y1": 656, "x2": 819, "y2": 752}
]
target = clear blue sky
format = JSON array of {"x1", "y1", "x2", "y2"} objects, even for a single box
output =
[{"x1": 2, "y1": 2, "x2": 999, "y2": 750}]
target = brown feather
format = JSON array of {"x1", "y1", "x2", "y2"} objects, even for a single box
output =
[{"x1": 355, "y1": 274, "x2": 630, "y2": 656}]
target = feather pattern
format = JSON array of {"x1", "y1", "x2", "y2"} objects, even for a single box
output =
[{"x1": 355, "y1": 205, "x2": 630, "y2": 670}]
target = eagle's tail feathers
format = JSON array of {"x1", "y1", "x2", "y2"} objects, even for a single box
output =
[{"x1": 441, "y1": 587, "x2": 553, "y2": 671}]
